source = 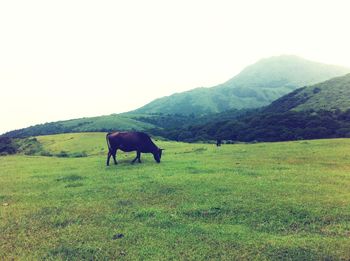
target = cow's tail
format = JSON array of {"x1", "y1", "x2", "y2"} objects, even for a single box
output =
[{"x1": 106, "y1": 132, "x2": 112, "y2": 152}]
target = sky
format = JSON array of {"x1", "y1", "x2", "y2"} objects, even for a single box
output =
[{"x1": 1, "y1": 0, "x2": 350, "y2": 134}]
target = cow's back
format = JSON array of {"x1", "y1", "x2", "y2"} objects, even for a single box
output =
[{"x1": 108, "y1": 132, "x2": 156, "y2": 152}]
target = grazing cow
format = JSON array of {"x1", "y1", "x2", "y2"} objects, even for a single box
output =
[{"x1": 106, "y1": 131, "x2": 163, "y2": 166}]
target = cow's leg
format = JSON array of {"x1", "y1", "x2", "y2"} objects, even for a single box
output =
[
  {"x1": 131, "y1": 151, "x2": 141, "y2": 164},
  {"x1": 112, "y1": 149, "x2": 118, "y2": 165},
  {"x1": 131, "y1": 153, "x2": 138, "y2": 164},
  {"x1": 137, "y1": 151, "x2": 141, "y2": 163},
  {"x1": 106, "y1": 151, "x2": 112, "y2": 166}
]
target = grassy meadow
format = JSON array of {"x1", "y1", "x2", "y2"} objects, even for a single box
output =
[{"x1": 1, "y1": 133, "x2": 350, "y2": 260}]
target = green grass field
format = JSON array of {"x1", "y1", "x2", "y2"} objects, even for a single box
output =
[{"x1": 1, "y1": 133, "x2": 350, "y2": 260}]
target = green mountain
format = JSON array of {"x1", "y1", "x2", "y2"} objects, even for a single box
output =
[
  {"x1": 265, "y1": 73, "x2": 350, "y2": 113},
  {"x1": 160, "y1": 74, "x2": 350, "y2": 142},
  {"x1": 133, "y1": 55, "x2": 349, "y2": 115}
]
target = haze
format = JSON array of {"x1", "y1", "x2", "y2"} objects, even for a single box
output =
[{"x1": 1, "y1": 0, "x2": 350, "y2": 134}]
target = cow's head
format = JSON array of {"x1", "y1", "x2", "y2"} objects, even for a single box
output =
[{"x1": 153, "y1": 148, "x2": 163, "y2": 163}]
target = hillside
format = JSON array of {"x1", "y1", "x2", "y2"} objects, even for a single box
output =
[
  {"x1": 133, "y1": 55, "x2": 350, "y2": 115},
  {"x1": 3, "y1": 114, "x2": 156, "y2": 138},
  {"x1": 265, "y1": 73, "x2": 350, "y2": 113}
]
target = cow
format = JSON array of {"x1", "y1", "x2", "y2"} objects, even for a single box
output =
[{"x1": 106, "y1": 131, "x2": 163, "y2": 166}]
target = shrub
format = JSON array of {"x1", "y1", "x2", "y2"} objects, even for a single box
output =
[
  {"x1": 40, "y1": 151, "x2": 53, "y2": 157},
  {"x1": 0, "y1": 137, "x2": 18, "y2": 155},
  {"x1": 56, "y1": 151, "x2": 69, "y2": 158}
]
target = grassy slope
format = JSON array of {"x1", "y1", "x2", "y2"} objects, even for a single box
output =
[
  {"x1": 36, "y1": 133, "x2": 108, "y2": 156},
  {"x1": 294, "y1": 73, "x2": 350, "y2": 112},
  {"x1": 58, "y1": 114, "x2": 156, "y2": 132},
  {"x1": 265, "y1": 73, "x2": 350, "y2": 113},
  {"x1": 1, "y1": 133, "x2": 350, "y2": 260}
]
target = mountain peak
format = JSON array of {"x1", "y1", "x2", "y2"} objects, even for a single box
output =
[
  {"x1": 224, "y1": 55, "x2": 349, "y2": 89},
  {"x1": 133, "y1": 55, "x2": 349, "y2": 115}
]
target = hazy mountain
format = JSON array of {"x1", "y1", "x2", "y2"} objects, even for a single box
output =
[
  {"x1": 265, "y1": 73, "x2": 350, "y2": 113},
  {"x1": 133, "y1": 55, "x2": 349, "y2": 115}
]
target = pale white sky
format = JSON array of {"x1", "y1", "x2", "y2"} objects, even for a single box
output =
[{"x1": 1, "y1": 0, "x2": 350, "y2": 134}]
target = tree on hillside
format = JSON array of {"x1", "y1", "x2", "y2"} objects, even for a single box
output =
[{"x1": 0, "y1": 137, "x2": 17, "y2": 155}]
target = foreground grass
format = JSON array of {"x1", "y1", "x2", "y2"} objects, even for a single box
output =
[{"x1": 1, "y1": 133, "x2": 350, "y2": 260}]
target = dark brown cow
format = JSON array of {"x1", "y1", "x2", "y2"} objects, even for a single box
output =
[{"x1": 106, "y1": 131, "x2": 163, "y2": 166}]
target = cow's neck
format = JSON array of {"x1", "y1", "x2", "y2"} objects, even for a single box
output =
[{"x1": 150, "y1": 143, "x2": 159, "y2": 153}]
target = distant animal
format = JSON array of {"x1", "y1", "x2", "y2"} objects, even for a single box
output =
[
  {"x1": 106, "y1": 131, "x2": 163, "y2": 166},
  {"x1": 216, "y1": 139, "x2": 222, "y2": 147}
]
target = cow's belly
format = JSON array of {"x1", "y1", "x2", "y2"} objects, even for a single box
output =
[
  {"x1": 118, "y1": 144, "x2": 137, "y2": 152},
  {"x1": 119, "y1": 148, "x2": 135, "y2": 152}
]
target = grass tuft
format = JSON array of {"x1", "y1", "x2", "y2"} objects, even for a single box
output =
[{"x1": 56, "y1": 175, "x2": 84, "y2": 182}]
